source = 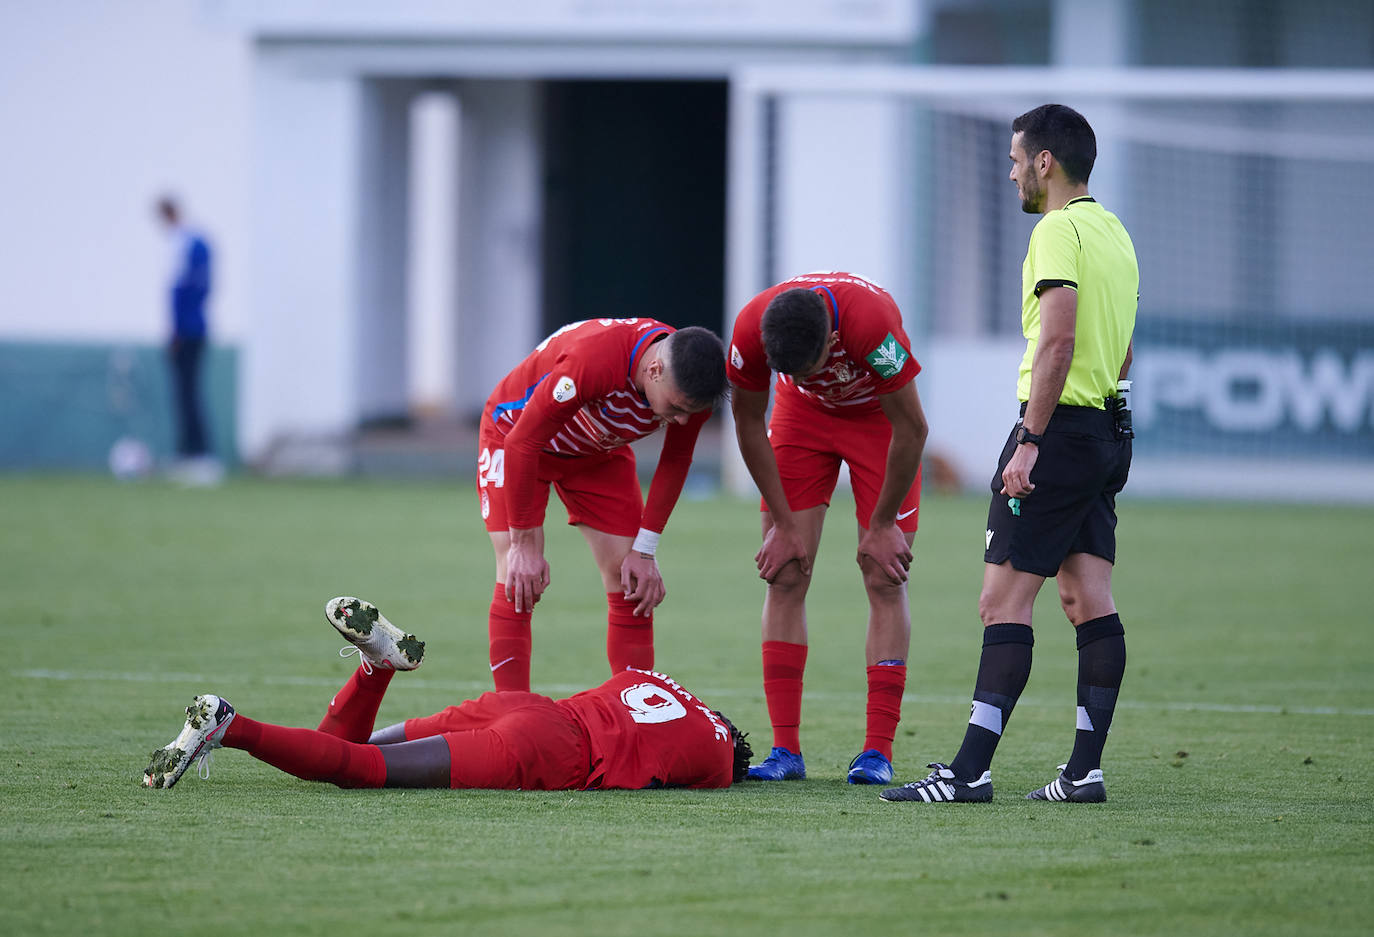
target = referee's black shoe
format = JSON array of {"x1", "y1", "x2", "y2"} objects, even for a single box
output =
[
  {"x1": 879, "y1": 763, "x2": 993, "y2": 803},
  {"x1": 1026, "y1": 765, "x2": 1106, "y2": 803}
]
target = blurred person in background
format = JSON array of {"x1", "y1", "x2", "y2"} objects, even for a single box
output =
[{"x1": 155, "y1": 195, "x2": 222, "y2": 486}]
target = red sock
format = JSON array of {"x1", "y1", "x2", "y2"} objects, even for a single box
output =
[
  {"x1": 222, "y1": 715, "x2": 386, "y2": 788},
  {"x1": 488, "y1": 583, "x2": 532, "y2": 691},
  {"x1": 316, "y1": 666, "x2": 395, "y2": 742},
  {"x1": 606, "y1": 592, "x2": 654, "y2": 674},
  {"x1": 863, "y1": 663, "x2": 907, "y2": 760},
  {"x1": 761, "y1": 640, "x2": 807, "y2": 753}
]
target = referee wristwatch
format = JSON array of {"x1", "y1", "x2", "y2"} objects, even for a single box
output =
[{"x1": 1014, "y1": 426, "x2": 1044, "y2": 447}]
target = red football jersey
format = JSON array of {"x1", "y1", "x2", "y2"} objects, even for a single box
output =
[
  {"x1": 557, "y1": 668, "x2": 735, "y2": 790},
  {"x1": 728, "y1": 272, "x2": 920, "y2": 415},
  {"x1": 486, "y1": 318, "x2": 680, "y2": 455},
  {"x1": 482, "y1": 318, "x2": 710, "y2": 531}
]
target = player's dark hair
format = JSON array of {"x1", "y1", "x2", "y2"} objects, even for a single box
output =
[
  {"x1": 665, "y1": 326, "x2": 729, "y2": 410},
  {"x1": 713, "y1": 711, "x2": 754, "y2": 784},
  {"x1": 1012, "y1": 104, "x2": 1097, "y2": 185},
  {"x1": 156, "y1": 195, "x2": 180, "y2": 225},
  {"x1": 761, "y1": 288, "x2": 830, "y2": 375}
]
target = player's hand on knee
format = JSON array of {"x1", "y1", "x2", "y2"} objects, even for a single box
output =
[
  {"x1": 627, "y1": 580, "x2": 665, "y2": 616},
  {"x1": 507, "y1": 573, "x2": 546, "y2": 614},
  {"x1": 858, "y1": 525, "x2": 912, "y2": 584},
  {"x1": 621, "y1": 555, "x2": 665, "y2": 616},
  {"x1": 506, "y1": 555, "x2": 551, "y2": 614},
  {"x1": 756, "y1": 525, "x2": 812, "y2": 582}
]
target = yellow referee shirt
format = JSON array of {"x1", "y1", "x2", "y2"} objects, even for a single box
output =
[{"x1": 1017, "y1": 196, "x2": 1139, "y2": 408}]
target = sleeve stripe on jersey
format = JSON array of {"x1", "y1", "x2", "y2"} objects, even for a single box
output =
[
  {"x1": 1034, "y1": 278, "x2": 1078, "y2": 296},
  {"x1": 627, "y1": 327, "x2": 670, "y2": 379},
  {"x1": 491, "y1": 372, "x2": 551, "y2": 423}
]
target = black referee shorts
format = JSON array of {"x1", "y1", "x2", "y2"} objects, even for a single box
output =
[{"x1": 983, "y1": 405, "x2": 1131, "y2": 577}]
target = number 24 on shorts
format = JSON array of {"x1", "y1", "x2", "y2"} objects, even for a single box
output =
[{"x1": 478, "y1": 447, "x2": 505, "y2": 488}]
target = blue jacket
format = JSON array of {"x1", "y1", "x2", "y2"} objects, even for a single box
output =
[{"x1": 171, "y1": 231, "x2": 212, "y2": 340}]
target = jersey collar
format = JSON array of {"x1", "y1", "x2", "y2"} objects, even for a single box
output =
[{"x1": 809, "y1": 285, "x2": 840, "y2": 330}]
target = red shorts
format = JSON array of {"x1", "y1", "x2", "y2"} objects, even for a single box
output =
[
  {"x1": 405, "y1": 691, "x2": 591, "y2": 790},
  {"x1": 478, "y1": 433, "x2": 643, "y2": 537},
  {"x1": 766, "y1": 396, "x2": 922, "y2": 532}
]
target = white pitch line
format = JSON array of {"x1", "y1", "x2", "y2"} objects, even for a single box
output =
[{"x1": 13, "y1": 669, "x2": 1374, "y2": 717}]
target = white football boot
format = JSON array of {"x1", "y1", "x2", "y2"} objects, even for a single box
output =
[
  {"x1": 143, "y1": 694, "x2": 236, "y2": 789},
  {"x1": 326, "y1": 596, "x2": 425, "y2": 673}
]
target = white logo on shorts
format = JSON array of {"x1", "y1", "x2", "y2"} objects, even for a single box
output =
[
  {"x1": 552, "y1": 375, "x2": 577, "y2": 403},
  {"x1": 730, "y1": 344, "x2": 744, "y2": 369},
  {"x1": 985, "y1": 528, "x2": 994, "y2": 550}
]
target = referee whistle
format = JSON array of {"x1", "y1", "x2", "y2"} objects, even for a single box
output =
[{"x1": 1008, "y1": 497, "x2": 1021, "y2": 517}]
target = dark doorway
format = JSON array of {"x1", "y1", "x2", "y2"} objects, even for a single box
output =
[{"x1": 540, "y1": 80, "x2": 727, "y2": 337}]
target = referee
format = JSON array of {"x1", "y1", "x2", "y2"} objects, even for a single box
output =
[{"x1": 883, "y1": 104, "x2": 1139, "y2": 804}]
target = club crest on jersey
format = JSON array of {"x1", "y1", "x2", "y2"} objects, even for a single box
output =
[
  {"x1": 552, "y1": 376, "x2": 577, "y2": 403},
  {"x1": 730, "y1": 344, "x2": 744, "y2": 369},
  {"x1": 865, "y1": 334, "x2": 908, "y2": 378}
]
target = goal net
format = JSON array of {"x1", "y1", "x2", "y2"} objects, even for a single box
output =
[{"x1": 723, "y1": 66, "x2": 1374, "y2": 501}]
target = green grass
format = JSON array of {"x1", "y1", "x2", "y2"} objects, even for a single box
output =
[{"x1": 2, "y1": 476, "x2": 1370, "y2": 936}]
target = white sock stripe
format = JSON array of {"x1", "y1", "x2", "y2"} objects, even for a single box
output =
[
  {"x1": 970, "y1": 700, "x2": 1004, "y2": 734},
  {"x1": 1076, "y1": 705, "x2": 1095, "y2": 731}
]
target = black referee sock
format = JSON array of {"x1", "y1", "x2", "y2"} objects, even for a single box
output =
[
  {"x1": 1063, "y1": 613, "x2": 1126, "y2": 782},
  {"x1": 949, "y1": 623, "x2": 1034, "y2": 782}
]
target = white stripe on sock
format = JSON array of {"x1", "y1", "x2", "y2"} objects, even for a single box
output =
[
  {"x1": 970, "y1": 700, "x2": 1003, "y2": 734},
  {"x1": 1076, "y1": 705, "x2": 1094, "y2": 731}
]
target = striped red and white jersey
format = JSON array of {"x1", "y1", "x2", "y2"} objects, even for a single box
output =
[
  {"x1": 728, "y1": 272, "x2": 920, "y2": 416},
  {"x1": 483, "y1": 317, "x2": 676, "y2": 456}
]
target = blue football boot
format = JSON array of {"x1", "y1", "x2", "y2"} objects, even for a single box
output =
[
  {"x1": 846, "y1": 749, "x2": 894, "y2": 785},
  {"x1": 746, "y1": 746, "x2": 806, "y2": 780}
]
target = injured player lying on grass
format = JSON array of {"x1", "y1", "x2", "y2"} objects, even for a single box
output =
[{"x1": 143, "y1": 597, "x2": 752, "y2": 791}]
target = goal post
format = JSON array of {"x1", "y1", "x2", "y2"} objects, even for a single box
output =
[{"x1": 723, "y1": 65, "x2": 1374, "y2": 502}]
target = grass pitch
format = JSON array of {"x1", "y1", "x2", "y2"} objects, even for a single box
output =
[{"x1": 2, "y1": 476, "x2": 1370, "y2": 936}]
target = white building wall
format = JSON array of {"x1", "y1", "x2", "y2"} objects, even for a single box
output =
[
  {"x1": 454, "y1": 80, "x2": 546, "y2": 419},
  {"x1": 243, "y1": 63, "x2": 363, "y2": 457},
  {"x1": 356, "y1": 79, "x2": 420, "y2": 423},
  {"x1": 0, "y1": 1, "x2": 251, "y2": 343},
  {"x1": 773, "y1": 97, "x2": 915, "y2": 316}
]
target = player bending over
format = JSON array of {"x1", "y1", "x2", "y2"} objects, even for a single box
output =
[
  {"x1": 480, "y1": 320, "x2": 727, "y2": 692},
  {"x1": 728, "y1": 272, "x2": 929, "y2": 785},
  {"x1": 143, "y1": 597, "x2": 752, "y2": 791}
]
